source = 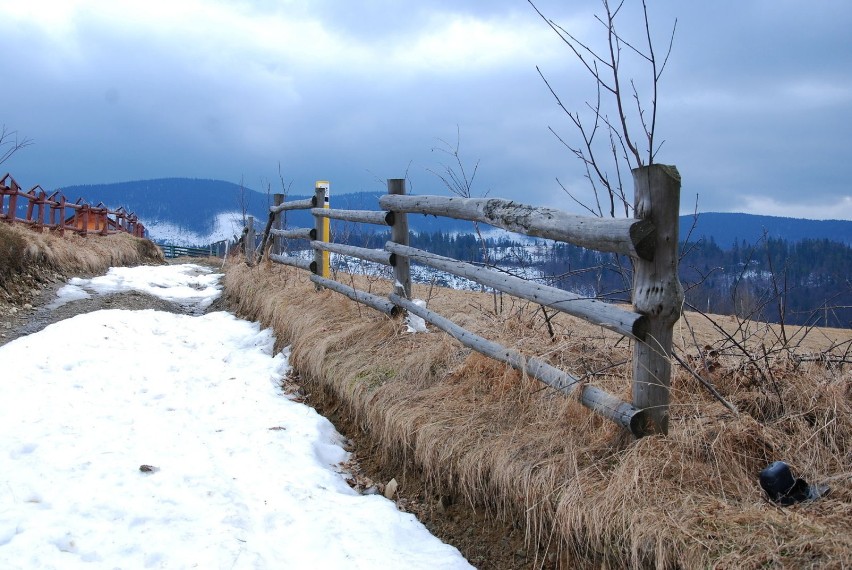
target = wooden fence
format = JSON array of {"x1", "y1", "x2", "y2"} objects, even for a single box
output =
[
  {"x1": 0, "y1": 173, "x2": 146, "y2": 237},
  {"x1": 250, "y1": 165, "x2": 683, "y2": 437},
  {"x1": 159, "y1": 241, "x2": 229, "y2": 259}
]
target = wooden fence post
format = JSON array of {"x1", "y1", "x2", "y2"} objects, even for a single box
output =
[
  {"x1": 246, "y1": 215, "x2": 255, "y2": 264},
  {"x1": 387, "y1": 178, "x2": 411, "y2": 299},
  {"x1": 35, "y1": 190, "x2": 46, "y2": 232},
  {"x1": 273, "y1": 193, "x2": 284, "y2": 256},
  {"x1": 317, "y1": 181, "x2": 330, "y2": 277},
  {"x1": 8, "y1": 178, "x2": 19, "y2": 223},
  {"x1": 81, "y1": 205, "x2": 89, "y2": 236},
  {"x1": 57, "y1": 196, "x2": 66, "y2": 236},
  {"x1": 631, "y1": 164, "x2": 684, "y2": 436},
  {"x1": 313, "y1": 183, "x2": 329, "y2": 283},
  {"x1": 99, "y1": 208, "x2": 109, "y2": 235},
  {"x1": 25, "y1": 190, "x2": 35, "y2": 224}
]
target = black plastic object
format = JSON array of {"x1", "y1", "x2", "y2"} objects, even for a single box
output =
[{"x1": 759, "y1": 461, "x2": 829, "y2": 505}]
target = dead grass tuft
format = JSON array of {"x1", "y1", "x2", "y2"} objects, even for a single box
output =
[{"x1": 224, "y1": 260, "x2": 852, "y2": 569}]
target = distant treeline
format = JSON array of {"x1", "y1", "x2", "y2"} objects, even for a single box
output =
[{"x1": 336, "y1": 230, "x2": 852, "y2": 329}]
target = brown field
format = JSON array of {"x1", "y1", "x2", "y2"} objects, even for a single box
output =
[{"x1": 224, "y1": 259, "x2": 852, "y2": 569}]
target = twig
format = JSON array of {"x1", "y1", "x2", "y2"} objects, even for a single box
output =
[{"x1": 671, "y1": 349, "x2": 739, "y2": 416}]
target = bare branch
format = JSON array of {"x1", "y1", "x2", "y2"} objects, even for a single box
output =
[
  {"x1": 528, "y1": 1, "x2": 616, "y2": 93},
  {"x1": 530, "y1": 0, "x2": 676, "y2": 207},
  {"x1": 0, "y1": 125, "x2": 33, "y2": 165},
  {"x1": 556, "y1": 177, "x2": 602, "y2": 217}
]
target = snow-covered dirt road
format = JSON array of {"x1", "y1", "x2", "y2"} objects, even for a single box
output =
[{"x1": 0, "y1": 264, "x2": 472, "y2": 569}]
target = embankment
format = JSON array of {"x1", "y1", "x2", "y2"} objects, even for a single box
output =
[
  {"x1": 224, "y1": 260, "x2": 851, "y2": 569},
  {"x1": 0, "y1": 222, "x2": 163, "y2": 307}
]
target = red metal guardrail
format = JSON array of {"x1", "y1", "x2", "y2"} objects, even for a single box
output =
[{"x1": 0, "y1": 173, "x2": 146, "y2": 238}]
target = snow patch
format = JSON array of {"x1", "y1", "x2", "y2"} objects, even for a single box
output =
[
  {"x1": 405, "y1": 299, "x2": 428, "y2": 333},
  {"x1": 46, "y1": 284, "x2": 92, "y2": 309},
  {"x1": 53, "y1": 263, "x2": 223, "y2": 312}
]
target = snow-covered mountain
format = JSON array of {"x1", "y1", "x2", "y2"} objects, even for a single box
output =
[{"x1": 144, "y1": 211, "x2": 246, "y2": 245}]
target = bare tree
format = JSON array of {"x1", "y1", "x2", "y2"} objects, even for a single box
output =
[
  {"x1": 428, "y1": 127, "x2": 491, "y2": 266},
  {"x1": 0, "y1": 125, "x2": 33, "y2": 166},
  {"x1": 528, "y1": 0, "x2": 677, "y2": 302},
  {"x1": 236, "y1": 175, "x2": 250, "y2": 227},
  {"x1": 528, "y1": 0, "x2": 676, "y2": 217},
  {"x1": 277, "y1": 162, "x2": 293, "y2": 229}
]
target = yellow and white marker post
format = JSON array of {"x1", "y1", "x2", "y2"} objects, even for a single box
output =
[{"x1": 316, "y1": 180, "x2": 330, "y2": 278}]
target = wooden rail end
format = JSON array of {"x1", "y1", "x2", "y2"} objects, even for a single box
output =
[
  {"x1": 628, "y1": 407, "x2": 653, "y2": 438},
  {"x1": 631, "y1": 314, "x2": 650, "y2": 342},
  {"x1": 630, "y1": 219, "x2": 656, "y2": 261}
]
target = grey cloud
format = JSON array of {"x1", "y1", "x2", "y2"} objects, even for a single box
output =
[{"x1": 1, "y1": 0, "x2": 849, "y2": 220}]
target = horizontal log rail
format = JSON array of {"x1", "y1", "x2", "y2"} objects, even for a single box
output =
[
  {"x1": 270, "y1": 197, "x2": 315, "y2": 213},
  {"x1": 269, "y1": 253, "x2": 316, "y2": 272},
  {"x1": 379, "y1": 194, "x2": 655, "y2": 260},
  {"x1": 314, "y1": 275, "x2": 400, "y2": 317},
  {"x1": 1, "y1": 172, "x2": 146, "y2": 238},
  {"x1": 310, "y1": 207, "x2": 394, "y2": 227},
  {"x1": 271, "y1": 227, "x2": 315, "y2": 240},
  {"x1": 384, "y1": 242, "x2": 646, "y2": 341},
  {"x1": 311, "y1": 241, "x2": 395, "y2": 267},
  {"x1": 389, "y1": 293, "x2": 648, "y2": 436}
]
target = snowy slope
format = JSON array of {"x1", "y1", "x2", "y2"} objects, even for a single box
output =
[
  {"x1": 0, "y1": 264, "x2": 472, "y2": 569},
  {"x1": 145, "y1": 211, "x2": 245, "y2": 246}
]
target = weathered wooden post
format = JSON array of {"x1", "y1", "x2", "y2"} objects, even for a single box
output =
[
  {"x1": 313, "y1": 185, "x2": 327, "y2": 286},
  {"x1": 314, "y1": 180, "x2": 331, "y2": 280},
  {"x1": 631, "y1": 164, "x2": 684, "y2": 436},
  {"x1": 99, "y1": 207, "x2": 109, "y2": 235},
  {"x1": 273, "y1": 193, "x2": 284, "y2": 256},
  {"x1": 57, "y1": 196, "x2": 66, "y2": 236},
  {"x1": 25, "y1": 189, "x2": 35, "y2": 225},
  {"x1": 81, "y1": 205, "x2": 90, "y2": 236},
  {"x1": 316, "y1": 181, "x2": 331, "y2": 277},
  {"x1": 246, "y1": 215, "x2": 256, "y2": 264},
  {"x1": 7, "y1": 177, "x2": 19, "y2": 223},
  {"x1": 35, "y1": 189, "x2": 46, "y2": 232},
  {"x1": 387, "y1": 179, "x2": 411, "y2": 299},
  {"x1": 50, "y1": 194, "x2": 65, "y2": 236},
  {"x1": 112, "y1": 208, "x2": 122, "y2": 234}
]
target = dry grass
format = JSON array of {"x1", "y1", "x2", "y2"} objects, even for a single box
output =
[
  {"x1": 0, "y1": 222, "x2": 163, "y2": 293},
  {"x1": 224, "y1": 259, "x2": 852, "y2": 569}
]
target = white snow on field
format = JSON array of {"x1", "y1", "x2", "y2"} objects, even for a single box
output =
[
  {"x1": 51, "y1": 264, "x2": 223, "y2": 312},
  {"x1": 0, "y1": 264, "x2": 472, "y2": 569}
]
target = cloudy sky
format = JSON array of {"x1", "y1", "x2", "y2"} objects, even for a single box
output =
[{"x1": 1, "y1": 0, "x2": 850, "y2": 219}]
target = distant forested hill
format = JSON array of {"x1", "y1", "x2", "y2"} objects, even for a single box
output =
[
  {"x1": 680, "y1": 212, "x2": 852, "y2": 246},
  {"x1": 58, "y1": 178, "x2": 475, "y2": 237},
  {"x1": 59, "y1": 178, "x2": 264, "y2": 234},
  {"x1": 58, "y1": 178, "x2": 852, "y2": 247}
]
